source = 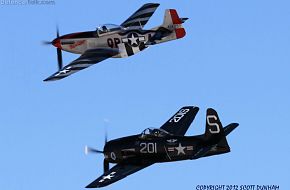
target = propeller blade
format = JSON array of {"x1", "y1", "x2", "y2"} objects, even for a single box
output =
[
  {"x1": 56, "y1": 25, "x2": 60, "y2": 38},
  {"x1": 42, "y1": 41, "x2": 52, "y2": 45},
  {"x1": 103, "y1": 119, "x2": 110, "y2": 145},
  {"x1": 55, "y1": 26, "x2": 63, "y2": 70},
  {"x1": 105, "y1": 129, "x2": 108, "y2": 145},
  {"x1": 85, "y1": 145, "x2": 103, "y2": 155},
  {"x1": 57, "y1": 47, "x2": 63, "y2": 70},
  {"x1": 43, "y1": 26, "x2": 60, "y2": 46},
  {"x1": 103, "y1": 159, "x2": 109, "y2": 173}
]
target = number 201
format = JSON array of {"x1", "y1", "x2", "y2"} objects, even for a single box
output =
[{"x1": 140, "y1": 143, "x2": 157, "y2": 153}]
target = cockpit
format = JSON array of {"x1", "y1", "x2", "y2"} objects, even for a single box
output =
[
  {"x1": 140, "y1": 128, "x2": 171, "y2": 138},
  {"x1": 96, "y1": 24, "x2": 124, "y2": 35}
]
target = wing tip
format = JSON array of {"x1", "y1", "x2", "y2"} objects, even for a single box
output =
[
  {"x1": 145, "y1": 3, "x2": 160, "y2": 6},
  {"x1": 43, "y1": 76, "x2": 59, "y2": 82},
  {"x1": 43, "y1": 78, "x2": 52, "y2": 82},
  {"x1": 86, "y1": 182, "x2": 102, "y2": 188},
  {"x1": 85, "y1": 185, "x2": 98, "y2": 188},
  {"x1": 183, "y1": 106, "x2": 199, "y2": 111}
]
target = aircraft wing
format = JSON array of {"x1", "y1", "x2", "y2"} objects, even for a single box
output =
[
  {"x1": 160, "y1": 106, "x2": 199, "y2": 136},
  {"x1": 121, "y1": 3, "x2": 160, "y2": 29},
  {"x1": 44, "y1": 48, "x2": 119, "y2": 81},
  {"x1": 86, "y1": 163, "x2": 152, "y2": 188}
]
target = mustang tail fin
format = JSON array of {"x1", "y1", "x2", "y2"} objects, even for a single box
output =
[
  {"x1": 162, "y1": 9, "x2": 186, "y2": 39},
  {"x1": 148, "y1": 9, "x2": 187, "y2": 45},
  {"x1": 162, "y1": 9, "x2": 187, "y2": 40}
]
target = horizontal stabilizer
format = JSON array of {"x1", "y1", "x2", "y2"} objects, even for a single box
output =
[
  {"x1": 180, "y1": 17, "x2": 189, "y2": 23},
  {"x1": 224, "y1": 123, "x2": 239, "y2": 136}
]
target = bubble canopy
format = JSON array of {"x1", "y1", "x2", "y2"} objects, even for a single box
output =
[
  {"x1": 140, "y1": 128, "x2": 171, "y2": 138},
  {"x1": 96, "y1": 24, "x2": 124, "y2": 34}
]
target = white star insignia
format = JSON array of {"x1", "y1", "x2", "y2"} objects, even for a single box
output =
[
  {"x1": 99, "y1": 172, "x2": 116, "y2": 183},
  {"x1": 128, "y1": 35, "x2": 138, "y2": 45},
  {"x1": 60, "y1": 69, "x2": 70, "y2": 74},
  {"x1": 175, "y1": 143, "x2": 186, "y2": 155},
  {"x1": 55, "y1": 67, "x2": 71, "y2": 76}
]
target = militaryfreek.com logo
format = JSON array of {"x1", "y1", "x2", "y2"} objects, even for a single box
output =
[{"x1": 0, "y1": 0, "x2": 55, "y2": 5}]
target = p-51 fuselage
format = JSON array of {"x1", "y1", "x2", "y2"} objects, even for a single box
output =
[{"x1": 54, "y1": 26, "x2": 180, "y2": 58}]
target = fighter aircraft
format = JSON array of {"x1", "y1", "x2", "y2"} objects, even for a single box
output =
[
  {"x1": 43, "y1": 3, "x2": 188, "y2": 81},
  {"x1": 85, "y1": 106, "x2": 239, "y2": 188}
]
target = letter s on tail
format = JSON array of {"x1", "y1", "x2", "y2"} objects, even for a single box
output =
[{"x1": 205, "y1": 108, "x2": 225, "y2": 141}]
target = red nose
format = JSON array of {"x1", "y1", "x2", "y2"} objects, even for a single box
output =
[{"x1": 52, "y1": 38, "x2": 61, "y2": 49}]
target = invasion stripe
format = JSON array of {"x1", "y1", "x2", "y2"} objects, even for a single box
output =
[
  {"x1": 123, "y1": 20, "x2": 149, "y2": 28},
  {"x1": 129, "y1": 12, "x2": 154, "y2": 21},
  {"x1": 138, "y1": 3, "x2": 159, "y2": 12},
  {"x1": 71, "y1": 63, "x2": 95, "y2": 67},
  {"x1": 125, "y1": 43, "x2": 134, "y2": 56},
  {"x1": 123, "y1": 17, "x2": 151, "y2": 26},
  {"x1": 49, "y1": 76, "x2": 66, "y2": 80},
  {"x1": 139, "y1": 42, "x2": 146, "y2": 51},
  {"x1": 127, "y1": 7, "x2": 157, "y2": 20},
  {"x1": 122, "y1": 13, "x2": 155, "y2": 27},
  {"x1": 69, "y1": 67, "x2": 87, "y2": 70},
  {"x1": 125, "y1": 21, "x2": 148, "y2": 28}
]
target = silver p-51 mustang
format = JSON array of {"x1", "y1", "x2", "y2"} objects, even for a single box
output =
[{"x1": 44, "y1": 3, "x2": 188, "y2": 81}]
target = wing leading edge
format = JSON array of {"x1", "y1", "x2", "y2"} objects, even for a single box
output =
[
  {"x1": 44, "y1": 48, "x2": 119, "y2": 81},
  {"x1": 121, "y1": 3, "x2": 160, "y2": 29},
  {"x1": 86, "y1": 163, "x2": 152, "y2": 188},
  {"x1": 160, "y1": 106, "x2": 199, "y2": 136}
]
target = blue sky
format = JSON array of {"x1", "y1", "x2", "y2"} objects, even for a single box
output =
[{"x1": 0, "y1": 0, "x2": 289, "y2": 189}]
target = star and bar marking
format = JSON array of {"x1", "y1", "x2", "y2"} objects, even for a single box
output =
[
  {"x1": 122, "y1": 32, "x2": 146, "y2": 47},
  {"x1": 167, "y1": 143, "x2": 193, "y2": 155}
]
